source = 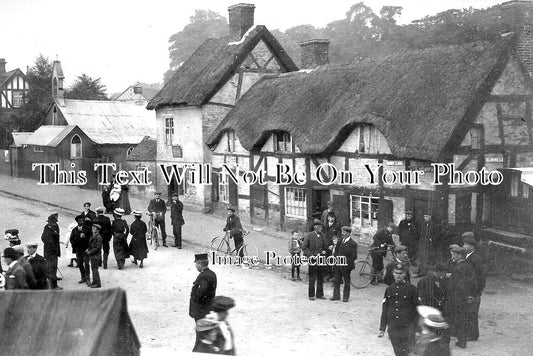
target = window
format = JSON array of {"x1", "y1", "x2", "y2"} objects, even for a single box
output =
[
  {"x1": 350, "y1": 195, "x2": 379, "y2": 228},
  {"x1": 172, "y1": 145, "x2": 182, "y2": 158},
  {"x1": 12, "y1": 91, "x2": 23, "y2": 108},
  {"x1": 275, "y1": 132, "x2": 292, "y2": 152},
  {"x1": 71, "y1": 135, "x2": 82, "y2": 158},
  {"x1": 165, "y1": 117, "x2": 174, "y2": 146},
  {"x1": 133, "y1": 86, "x2": 142, "y2": 94},
  {"x1": 285, "y1": 187, "x2": 307, "y2": 217},
  {"x1": 52, "y1": 106, "x2": 58, "y2": 125},
  {"x1": 511, "y1": 175, "x2": 519, "y2": 197},
  {"x1": 219, "y1": 173, "x2": 229, "y2": 203},
  {"x1": 522, "y1": 183, "x2": 529, "y2": 199},
  {"x1": 226, "y1": 130, "x2": 236, "y2": 152},
  {"x1": 470, "y1": 126, "x2": 483, "y2": 150},
  {"x1": 33, "y1": 146, "x2": 44, "y2": 153},
  {"x1": 126, "y1": 146, "x2": 134, "y2": 156},
  {"x1": 355, "y1": 125, "x2": 381, "y2": 154}
]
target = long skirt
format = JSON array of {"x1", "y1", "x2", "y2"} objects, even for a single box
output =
[
  {"x1": 113, "y1": 233, "x2": 129, "y2": 260},
  {"x1": 129, "y1": 234, "x2": 148, "y2": 260}
]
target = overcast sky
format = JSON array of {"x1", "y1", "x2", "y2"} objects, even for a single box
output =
[{"x1": 1, "y1": 0, "x2": 506, "y2": 94}]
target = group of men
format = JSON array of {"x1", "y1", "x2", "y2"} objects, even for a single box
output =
[
  {"x1": 147, "y1": 191, "x2": 185, "y2": 248},
  {"x1": 378, "y1": 231, "x2": 486, "y2": 355}
]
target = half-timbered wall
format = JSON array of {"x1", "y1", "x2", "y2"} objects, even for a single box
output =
[{"x1": 1, "y1": 72, "x2": 28, "y2": 109}]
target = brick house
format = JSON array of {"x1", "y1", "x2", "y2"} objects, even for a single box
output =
[{"x1": 146, "y1": 3, "x2": 298, "y2": 206}]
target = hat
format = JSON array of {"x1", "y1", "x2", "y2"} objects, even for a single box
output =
[
  {"x1": 425, "y1": 314, "x2": 449, "y2": 329},
  {"x1": 462, "y1": 237, "x2": 477, "y2": 247},
  {"x1": 227, "y1": 206, "x2": 236, "y2": 212},
  {"x1": 114, "y1": 208, "x2": 125, "y2": 216},
  {"x1": 341, "y1": 226, "x2": 352, "y2": 233},
  {"x1": 417, "y1": 305, "x2": 441, "y2": 319},
  {"x1": 92, "y1": 223, "x2": 102, "y2": 230},
  {"x1": 25, "y1": 241, "x2": 39, "y2": 247},
  {"x1": 172, "y1": 192, "x2": 179, "y2": 198},
  {"x1": 2, "y1": 247, "x2": 18, "y2": 260},
  {"x1": 405, "y1": 210, "x2": 413, "y2": 214},
  {"x1": 461, "y1": 231, "x2": 474, "y2": 239},
  {"x1": 75, "y1": 215, "x2": 85, "y2": 221},
  {"x1": 132, "y1": 210, "x2": 143, "y2": 217},
  {"x1": 194, "y1": 253, "x2": 209, "y2": 262},
  {"x1": 392, "y1": 262, "x2": 407, "y2": 272},
  {"x1": 394, "y1": 245, "x2": 408, "y2": 253},
  {"x1": 12, "y1": 245, "x2": 24, "y2": 254},
  {"x1": 196, "y1": 316, "x2": 219, "y2": 332},
  {"x1": 387, "y1": 222, "x2": 395, "y2": 228},
  {"x1": 154, "y1": 191, "x2": 162, "y2": 196},
  {"x1": 83, "y1": 202, "x2": 91, "y2": 207},
  {"x1": 211, "y1": 296, "x2": 235, "y2": 312},
  {"x1": 47, "y1": 213, "x2": 58, "y2": 222},
  {"x1": 312, "y1": 219, "x2": 323, "y2": 226},
  {"x1": 448, "y1": 244, "x2": 461, "y2": 250},
  {"x1": 96, "y1": 207, "x2": 105, "y2": 213},
  {"x1": 4, "y1": 229, "x2": 20, "y2": 241},
  {"x1": 450, "y1": 246, "x2": 466, "y2": 254}
]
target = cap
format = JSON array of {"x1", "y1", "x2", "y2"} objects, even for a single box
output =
[
  {"x1": 450, "y1": 246, "x2": 466, "y2": 254},
  {"x1": 211, "y1": 296, "x2": 235, "y2": 312},
  {"x1": 394, "y1": 245, "x2": 408, "y2": 253},
  {"x1": 25, "y1": 241, "x2": 39, "y2": 247},
  {"x1": 227, "y1": 206, "x2": 236, "y2": 212},
  {"x1": 425, "y1": 314, "x2": 449, "y2": 329},
  {"x1": 154, "y1": 191, "x2": 162, "y2": 196},
  {"x1": 92, "y1": 223, "x2": 102, "y2": 230},
  {"x1": 461, "y1": 231, "x2": 475, "y2": 239},
  {"x1": 448, "y1": 244, "x2": 461, "y2": 250},
  {"x1": 417, "y1": 305, "x2": 442, "y2": 319},
  {"x1": 462, "y1": 237, "x2": 477, "y2": 247},
  {"x1": 75, "y1": 215, "x2": 85, "y2": 221},
  {"x1": 312, "y1": 219, "x2": 323, "y2": 226},
  {"x1": 392, "y1": 262, "x2": 407, "y2": 272},
  {"x1": 195, "y1": 253, "x2": 209, "y2": 262},
  {"x1": 48, "y1": 213, "x2": 58, "y2": 222},
  {"x1": 132, "y1": 210, "x2": 142, "y2": 217},
  {"x1": 114, "y1": 208, "x2": 125, "y2": 216},
  {"x1": 96, "y1": 207, "x2": 105, "y2": 213},
  {"x1": 2, "y1": 247, "x2": 18, "y2": 260},
  {"x1": 196, "y1": 317, "x2": 219, "y2": 332},
  {"x1": 341, "y1": 226, "x2": 352, "y2": 233},
  {"x1": 83, "y1": 202, "x2": 91, "y2": 207},
  {"x1": 172, "y1": 192, "x2": 179, "y2": 198}
]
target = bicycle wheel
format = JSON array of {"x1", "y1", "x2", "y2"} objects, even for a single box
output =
[
  {"x1": 351, "y1": 260, "x2": 373, "y2": 289},
  {"x1": 237, "y1": 243, "x2": 259, "y2": 260},
  {"x1": 151, "y1": 228, "x2": 159, "y2": 250},
  {"x1": 210, "y1": 237, "x2": 229, "y2": 255}
]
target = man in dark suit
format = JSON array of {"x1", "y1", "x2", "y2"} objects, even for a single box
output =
[
  {"x1": 321, "y1": 201, "x2": 335, "y2": 225},
  {"x1": 378, "y1": 262, "x2": 419, "y2": 356},
  {"x1": 189, "y1": 253, "x2": 217, "y2": 320},
  {"x1": 148, "y1": 191, "x2": 168, "y2": 247},
  {"x1": 397, "y1": 210, "x2": 419, "y2": 265},
  {"x1": 417, "y1": 213, "x2": 436, "y2": 277},
  {"x1": 87, "y1": 223, "x2": 103, "y2": 288},
  {"x1": 370, "y1": 223, "x2": 395, "y2": 283},
  {"x1": 81, "y1": 202, "x2": 97, "y2": 231},
  {"x1": 463, "y1": 232, "x2": 486, "y2": 342},
  {"x1": 25, "y1": 242, "x2": 48, "y2": 290},
  {"x1": 330, "y1": 226, "x2": 358, "y2": 302},
  {"x1": 93, "y1": 207, "x2": 112, "y2": 269},
  {"x1": 170, "y1": 192, "x2": 185, "y2": 248},
  {"x1": 223, "y1": 207, "x2": 243, "y2": 256},
  {"x1": 41, "y1": 213, "x2": 62, "y2": 290},
  {"x1": 3, "y1": 247, "x2": 28, "y2": 290},
  {"x1": 302, "y1": 219, "x2": 327, "y2": 300},
  {"x1": 70, "y1": 215, "x2": 91, "y2": 286},
  {"x1": 13, "y1": 245, "x2": 37, "y2": 289}
]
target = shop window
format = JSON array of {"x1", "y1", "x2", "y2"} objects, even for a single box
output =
[
  {"x1": 350, "y1": 194, "x2": 379, "y2": 228},
  {"x1": 285, "y1": 187, "x2": 306, "y2": 217}
]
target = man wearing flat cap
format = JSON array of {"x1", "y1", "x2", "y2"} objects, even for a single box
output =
[
  {"x1": 25, "y1": 242, "x2": 48, "y2": 289},
  {"x1": 86, "y1": 223, "x2": 103, "y2": 288},
  {"x1": 462, "y1": 232, "x2": 485, "y2": 342},
  {"x1": 370, "y1": 222, "x2": 395, "y2": 284},
  {"x1": 378, "y1": 262, "x2": 418, "y2": 356},
  {"x1": 302, "y1": 219, "x2": 328, "y2": 300},
  {"x1": 70, "y1": 215, "x2": 91, "y2": 285},
  {"x1": 93, "y1": 207, "x2": 112, "y2": 269},
  {"x1": 190, "y1": 253, "x2": 217, "y2": 321},
  {"x1": 170, "y1": 192, "x2": 185, "y2": 248},
  {"x1": 384, "y1": 245, "x2": 411, "y2": 286},
  {"x1": 41, "y1": 213, "x2": 62, "y2": 290},
  {"x1": 3, "y1": 247, "x2": 28, "y2": 290},
  {"x1": 330, "y1": 226, "x2": 358, "y2": 302},
  {"x1": 223, "y1": 206, "x2": 244, "y2": 257},
  {"x1": 447, "y1": 245, "x2": 477, "y2": 349},
  {"x1": 148, "y1": 191, "x2": 168, "y2": 247}
]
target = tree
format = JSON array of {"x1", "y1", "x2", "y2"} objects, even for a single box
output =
[
  {"x1": 16, "y1": 54, "x2": 54, "y2": 131},
  {"x1": 165, "y1": 9, "x2": 228, "y2": 82},
  {"x1": 65, "y1": 74, "x2": 108, "y2": 100}
]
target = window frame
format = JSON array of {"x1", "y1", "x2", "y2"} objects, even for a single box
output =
[
  {"x1": 275, "y1": 132, "x2": 292, "y2": 152},
  {"x1": 350, "y1": 194, "x2": 379, "y2": 229},
  {"x1": 12, "y1": 91, "x2": 23, "y2": 108},
  {"x1": 165, "y1": 117, "x2": 174, "y2": 146},
  {"x1": 284, "y1": 187, "x2": 307, "y2": 218},
  {"x1": 70, "y1": 134, "x2": 82, "y2": 159}
]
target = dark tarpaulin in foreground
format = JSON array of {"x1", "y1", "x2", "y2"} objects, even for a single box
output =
[{"x1": 0, "y1": 288, "x2": 140, "y2": 356}]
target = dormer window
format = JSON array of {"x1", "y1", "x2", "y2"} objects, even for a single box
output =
[
  {"x1": 355, "y1": 124, "x2": 381, "y2": 154},
  {"x1": 275, "y1": 132, "x2": 292, "y2": 152},
  {"x1": 225, "y1": 130, "x2": 236, "y2": 153}
]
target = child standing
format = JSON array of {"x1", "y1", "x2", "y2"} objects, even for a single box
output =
[{"x1": 288, "y1": 230, "x2": 302, "y2": 281}]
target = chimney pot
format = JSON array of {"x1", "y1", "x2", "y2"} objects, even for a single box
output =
[
  {"x1": 299, "y1": 40, "x2": 330, "y2": 69},
  {"x1": 228, "y1": 3, "x2": 255, "y2": 41},
  {"x1": 0, "y1": 58, "x2": 6, "y2": 74}
]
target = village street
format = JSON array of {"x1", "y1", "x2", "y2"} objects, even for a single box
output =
[{"x1": 0, "y1": 177, "x2": 532, "y2": 355}]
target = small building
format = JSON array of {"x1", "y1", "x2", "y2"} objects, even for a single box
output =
[
  {"x1": 147, "y1": 3, "x2": 298, "y2": 206},
  {"x1": 112, "y1": 82, "x2": 161, "y2": 105}
]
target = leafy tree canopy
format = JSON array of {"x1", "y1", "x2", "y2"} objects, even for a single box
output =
[{"x1": 65, "y1": 74, "x2": 108, "y2": 100}]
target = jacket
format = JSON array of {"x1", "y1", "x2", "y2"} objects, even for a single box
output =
[
  {"x1": 41, "y1": 222, "x2": 61, "y2": 258},
  {"x1": 189, "y1": 268, "x2": 217, "y2": 320},
  {"x1": 302, "y1": 231, "x2": 327, "y2": 257}
]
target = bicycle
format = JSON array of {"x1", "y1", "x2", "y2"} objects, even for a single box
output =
[
  {"x1": 146, "y1": 212, "x2": 162, "y2": 250},
  {"x1": 350, "y1": 244, "x2": 396, "y2": 289},
  {"x1": 209, "y1": 230, "x2": 259, "y2": 266}
]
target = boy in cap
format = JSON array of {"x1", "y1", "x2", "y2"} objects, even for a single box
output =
[
  {"x1": 378, "y1": 262, "x2": 418, "y2": 356},
  {"x1": 288, "y1": 230, "x2": 302, "y2": 281},
  {"x1": 25, "y1": 242, "x2": 48, "y2": 289},
  {"x1": 302, "y1": 219, "x2": 328, "y2": 300},
  {"x1": 148, "y1": 191, "x2": 168, "y2": 247},
  {"x1": 189, "y1": 253, "x2": 217, "y2": 320},
  {"x1": 41, "y1": 213, "x2": 62, "y2": 290},
  {"x1": 3, "y1": 247, "x2": 28, "y2": 290},
  {"x1": 170, "y1": 192, "x2": 185, "y2": 248},
  {"x1": 462, "y1": 232, "x2": 485, "y2": 342}
]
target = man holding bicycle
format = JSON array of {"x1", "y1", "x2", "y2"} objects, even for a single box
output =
[
  {"x1": 223, "y1": 207, "x2": 243, "y2": 257},
  {"x1": 370, "y1": 222, "x2": 395, "y2": 284},
  {"x1": 148, "y1": 191, "x2": 168, "y2": 247}
]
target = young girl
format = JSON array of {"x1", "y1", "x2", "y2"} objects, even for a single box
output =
[{"x1": 288, "y1": 230, "x2": 302, "y2": 281}]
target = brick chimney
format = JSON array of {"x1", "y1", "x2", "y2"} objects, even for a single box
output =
[
  {"x1": 228, "y1": 3, "x2": 255, "y2": 41},
  {"x1": 501, "y1": 0, "x2": 533, "y2": 75},
  {"x1": 299, "y1": 39, "x2": 330, "y2": 69},
  {"x1": 0, "y1": 58, "x2": 6, "y2": 74}
]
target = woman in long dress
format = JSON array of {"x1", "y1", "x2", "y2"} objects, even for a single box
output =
[
  {"x1": 129, "y1": 210, "x2": 148, "y2": 268},
  {"x1": 112, "y1": 208, "x2": 129, "y2": 270}
]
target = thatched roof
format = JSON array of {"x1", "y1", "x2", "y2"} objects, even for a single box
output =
[
  {"x1": 207, "y1": 39, "x2": 516, "y2": 161},
  {"x1": 146, "y1": 26, "x2": 298, "y2": 110}
]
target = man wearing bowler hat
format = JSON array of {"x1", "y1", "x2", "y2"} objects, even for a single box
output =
[
  {"x1": 148, "y1": 191, "x2": 168, "y2": 247},
  {"x1": 330, "y1": 226, "x2": 358, "y2": 302},
  {"x1": 190, "y1": 253, "x2": 217, "y2": 321},
  {"x1": 462, "y1": 232, "x2": 485, "y2": 342},
  {"x1": 302, "y1": 219, "x2": 328, "y2": 300},
  {"x1": 2, "y1": 247, "x2": 28, "y2": 290},
  {"x1": 170, "y1": 192, "x2": 185, "y2": 248},
  {"x1": 223, "y1": 206, "x2": 243, "y2": 256}
]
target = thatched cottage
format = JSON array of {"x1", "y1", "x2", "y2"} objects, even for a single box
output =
[{"x1": 146, "y1": 3, "x2": 298, "y2": 206}]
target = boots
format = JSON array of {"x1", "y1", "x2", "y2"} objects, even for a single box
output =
[{"x1": 103, "y1": 253, "x2": 108, "y2": 269}]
